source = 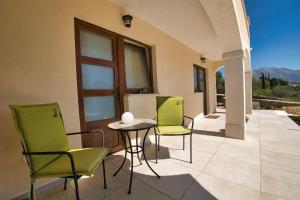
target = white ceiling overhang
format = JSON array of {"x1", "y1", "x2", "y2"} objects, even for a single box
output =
[{"x1": 111, "y1": 0, "x2": 246, "y2": 61}]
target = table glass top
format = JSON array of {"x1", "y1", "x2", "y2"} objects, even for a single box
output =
[{"x1": 108, "y1": 118, "x2": 156, "y2": 131}]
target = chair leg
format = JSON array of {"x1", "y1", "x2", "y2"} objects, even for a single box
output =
[
  {"x1": 30, "y1": 178, "x2": 35, "y2": 200},
  {"x1": 190, "y1": 133, "x2": 192, "y2": 163},
  {"x1": 154, "y1": 134, "x2": 158, "y2": 163},
  {"x1": 73, "y1": 175, "x2": 80, "y2": 200},
  {"x1": 183, "y1": 135, "x2": 185, "y2": 150},
  {"x1": 158, "y1": 135, "x2": 160, "y2": 151},
  {"x1": 63, "y1": 177, "x2": 67, "y2": 190},
  {"x1": 102, "y1": 160, "x2": 107, "y2": 189}
]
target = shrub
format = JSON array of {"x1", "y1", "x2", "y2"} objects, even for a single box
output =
[
  {"x1": 272, "y1": 86, "x2": 293, "y2": 98},
  {"x1": 253, "y1": 88, "x2": 272, "y2": 97}
]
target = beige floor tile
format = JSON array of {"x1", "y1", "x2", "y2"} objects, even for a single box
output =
[
  {"x1": 141, "y1": 143, "x2": 172, "y2": 161},
  {"x1": 37, "y1": 183, "x2": 75, "y2": 200},
  {"x1": 261, "y1": 139, "x2": 300, "y2": 156},
  {"x1": 104, "y1": 179, "x2": 172, "y2": 200},
  {"x1": 261, "y1": 192, "x2": 286, "y2": 200},
  {"x1": 224, "y1": 134, "x2": 260, "y2": 149},
  {"x1": 109, "y1": 153, "x2": 159, "y2": 181},
  {"x1": 216, "y1": 143, "x2": 260, "y2": 165},
  {"x1": 193, "y1": 130, "x2": 226, "y2": 143},
  {"x1": 156, "y1": 134, "x2": 222, "y2": 155},
  {"x1": 157, "y1": 135, "x2": 187, "y2": 149},
  {"x1": 182, "y1": 173, "x2": 260, "y2": 200},
  {"x1": 246, "y1": 122, "x2": 261, "y2": 133},
  {"x1": 203, "y1": 153, "x2": 260, "y2": 191},
  {"x1": 167, "y1": 148, "x2": 212, "y2": 172},
  {"x1": 68, "y1": 159, "x2": 132, "y2": 200},
  {"x1": 260, "y1": 119, "x2": 287, "y2": 130},
  {"x1": 188, "y1": 137, "x2": 223, "y2": 155},
  {"x1": 261, "y1": 150, "x2": 300, "y2": 174},
  {"x1": 260, "y1": 127, "x2": 300, "y2": 144},
  {"x1": 261, "y1": 166, "x2": 300, "y2": 200},
  {"x1": 141, "y1": 143, "x2": 212, "y2": 172},
  {"x1": 138, "y1": 159, "x2": 201, "y2": 200}
]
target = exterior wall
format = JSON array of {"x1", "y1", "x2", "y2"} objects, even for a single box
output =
[{"x1": 0, "y1": 0, "x2": 213, "y2": 198}]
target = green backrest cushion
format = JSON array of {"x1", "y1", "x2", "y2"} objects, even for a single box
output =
[
  {"x1": 9, "y1": 103, "x2": 69, "y2": 172},
  {"x1": 156, "y1": 96, "x2": 184, "y2": 126}
]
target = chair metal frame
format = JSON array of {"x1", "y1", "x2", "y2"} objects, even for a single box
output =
[
  {"x1": 155, "y1": 116, "x2": 194, "y2": 163},
  {"x1": 22, "y1": 130, "x2": 107, "y2": 200}
]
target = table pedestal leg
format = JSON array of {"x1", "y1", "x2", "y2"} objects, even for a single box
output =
[
  {"x1": 136, "y1": 131, "x2": 142, "y2": 165},
  {"x1": 125, "y1": 131, "x2": 134, "y2": 194},
  {"x1": 142, "y1": 128, "x2": 160, "y2": 178},
  {"x1": 113, "y1": 131, "x2": 127, "y2": 177},
  {"x1": 113, "y1": 126, "x2": 160, "y2": 195}
]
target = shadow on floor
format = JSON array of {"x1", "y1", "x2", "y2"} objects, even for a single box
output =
[
  {"x1": 193, "y1": 129, "x2": 225, "y2": 138},
  {"x1": 107, "y1": 155, "x2": 218, "y2": 200},
  {"x1": 35, "y1": 151, "x2": 217, "y2": 199},
  {"x1": 140, "y1": 141, "x2": 193, "y2": 164}
]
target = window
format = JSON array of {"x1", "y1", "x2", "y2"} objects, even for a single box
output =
[
  {"x1": 193, "y1": 65, "x2": 206, "y2": 92},
  {"x1": 123, "y1": 40, "x2": 152, "y2": 93}
]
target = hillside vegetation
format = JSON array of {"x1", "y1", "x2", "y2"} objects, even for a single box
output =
[
  {"x1": 253, "y1": 67, "x2": 300, "y2": 84},
  {"x1": 253, "y1": 72, "x2": 300, "y2": 102}
]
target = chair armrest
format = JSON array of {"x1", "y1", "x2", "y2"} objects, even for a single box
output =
[
  {"x1": 67, "y1": 130, "x2": 105, "y2": 147},
  {"x1": 23, "y1": 151, "x2": 77, "y2": 176},
  {"x1": 184, "y1": 116, "x2": 194, "y2": 131}
]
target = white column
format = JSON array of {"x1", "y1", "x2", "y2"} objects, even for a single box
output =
[
  {"x1": 207, "y1": 67, "x2": 217, "y2": 114},
  {"x1": 245, "y1": 71, "x2": 253, "y2": 114},
  {"x1": 223, "y1": 50, "x2": 246, "y2": 139}
]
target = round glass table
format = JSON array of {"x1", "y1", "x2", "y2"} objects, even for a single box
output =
[{"x1": 108, "y1": 118, "x2": 160, "y2": 194}]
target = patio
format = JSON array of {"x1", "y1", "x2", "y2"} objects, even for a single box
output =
[
  {"x1": 32, "y1": 109, "x2": 300, "y2": 200},
  {"x1": 1, "y1": 1, "x2": 255, "y2": 198}
]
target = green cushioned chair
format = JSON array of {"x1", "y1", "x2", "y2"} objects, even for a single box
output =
[
  {"x1": 155, "y1": 96, "x2": 194, "y2": 163},
  {"x1": 9, "y1": 103, "x2": 110, "y2": 200}
]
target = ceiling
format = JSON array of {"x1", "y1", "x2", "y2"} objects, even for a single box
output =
[{"x1": 111, "y1": 0, "x2": 224, "y2": 60}]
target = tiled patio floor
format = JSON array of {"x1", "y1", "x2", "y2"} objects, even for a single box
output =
[{"x1": 37, "y1": 110, "x2": 300, "y2": 200}]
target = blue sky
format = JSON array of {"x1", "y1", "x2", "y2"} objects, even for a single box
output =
[{"x1": 245, "y1": 0, "x2": 300, "y2": 69}]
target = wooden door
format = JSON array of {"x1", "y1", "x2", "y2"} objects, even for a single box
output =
[
  {"x1": 75, "y1": 19, "x2": 123, "y2": 152},
  {"x1": 202, "y1": 68, "x2": 208, "y2": 115},
  {"x1": 194, "y1": 65, "x2": 208, "y2": 115}
]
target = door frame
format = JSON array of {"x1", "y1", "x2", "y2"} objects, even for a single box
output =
[
  {"x1": 74, "y1": 18, "x2": 124, "y2": 149},
  {"x1": 194, "y1": 64, "x2": 208, "y2": 115},
  {"x1": 74, "y1": 18, "x2": 154, "y2": 152}
]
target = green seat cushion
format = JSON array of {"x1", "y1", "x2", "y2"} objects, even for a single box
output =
[
  {"x1": 35, "y1": 147, "x2": 110, "y2": 178},
  {"x1": 156, "y1": 126, "x2": 191, "y2": 135},
  {"x1": 9, "y1": 103, "x2": 69, "y2": 172},
  {"x1": 156, "y1": 96, "x2": 184, "y2": 126}
]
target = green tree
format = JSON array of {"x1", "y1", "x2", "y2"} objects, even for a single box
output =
[
  {"x1": 260, "y1": 72, "x2": 266, "y2": 89},
  {"x1": 216, "y1": 71, "x2": 225, "y2": 94}
]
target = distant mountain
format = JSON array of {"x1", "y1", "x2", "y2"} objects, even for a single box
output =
[{"x1": 253, "y1": 67, "x2": 300, "y2": 82}]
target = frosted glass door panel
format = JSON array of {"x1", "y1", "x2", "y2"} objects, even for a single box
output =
[
  {"x1": 193, "y1": 67, "x2": 198, "y2": 89},
  {"x1": 198, "y1": 70, "x2": 204, "y2": 80},
  {"x1": 124, "y1": 44, "x2": 149, "y2": 88},
  {"x1": 84, "y1": 96, "x2": 116, "y2": 122},
  {"x1": 80, "y1": 30, "x2": 113, "y2": 61},
  {"x1": 82, "y1": 64, "x2": 114, "y2": 89}
]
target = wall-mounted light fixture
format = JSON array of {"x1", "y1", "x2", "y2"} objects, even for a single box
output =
[
  {"x1": 122, "y1": 15, "x2": 133, "y2": 28},
  {"x1": 200, "y1": 56, "x2": 206, "y2": 63}
]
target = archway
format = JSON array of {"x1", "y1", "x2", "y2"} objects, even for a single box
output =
[{"x1": 215, "y1": 66, "x2": 225, "y2": 110}]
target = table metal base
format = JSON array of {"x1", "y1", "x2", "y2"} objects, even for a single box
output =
[{"x1": 113, "y1": 128, "x2": 160, "y2": 194}]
